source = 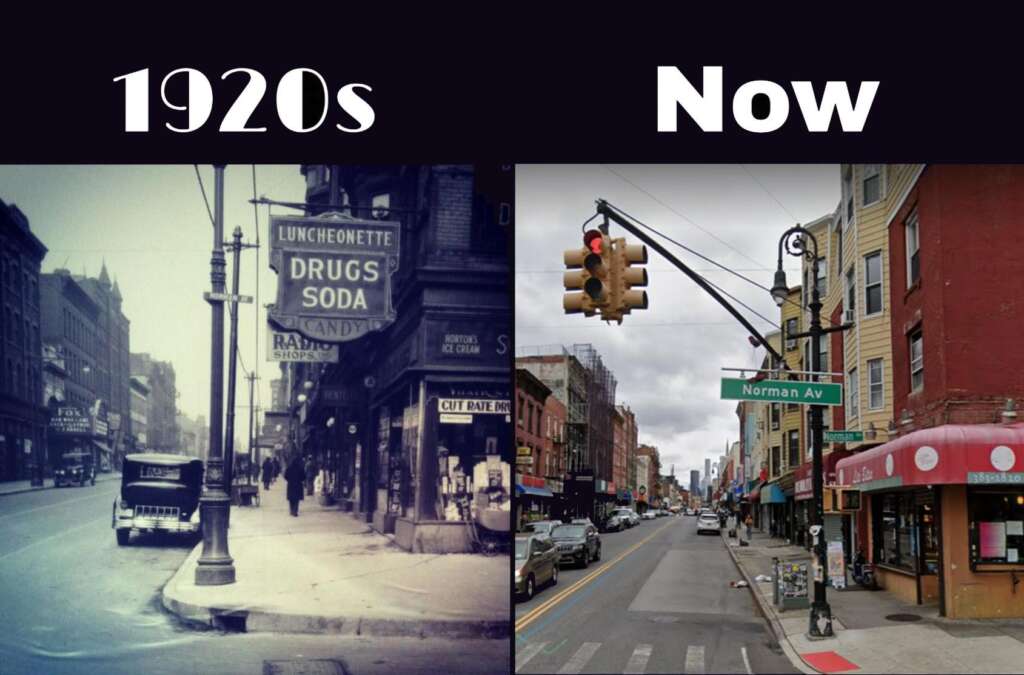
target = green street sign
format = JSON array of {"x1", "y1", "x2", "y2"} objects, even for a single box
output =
[
  {"x1": 824, "y1": 430, "x2": 864, "y2": 443},
  {"x1": 720, "y1": 377, "x2": 842, "y2": 406}
]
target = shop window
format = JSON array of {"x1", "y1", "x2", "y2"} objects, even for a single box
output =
[
  {"x1": 968, "y1": 488, "x2": 1024, "y2": 567},
  {"x1": 873, "y1": 491, "x2": 937, "y2": 573}
]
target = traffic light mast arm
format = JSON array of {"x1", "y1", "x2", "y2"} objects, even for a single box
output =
[{"x1": 596, "y1": 199, "x2": 786, "y2": 366}]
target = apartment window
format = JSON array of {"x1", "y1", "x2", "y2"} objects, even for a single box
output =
[
  {"x1": 847, "y1": 367, "x2": 860, "y2": 419},
  {"x1": 837, "y1": 225, "x2": 844, "y2": 273},
  {"x1": 862, "y1": 164, "x2": 884, "y2": 206},
  {"x1": 845, "y1": 267, "x2": 856, "y2": 317},
  {"x1": 771, "y1": 403, "x2": 780, "y2": 431},
  {"x1": 842, "y1": 166, "x2": 854, "y2": 226},
  {"x1": 788, "y1": 430, "x2": 800, "y2": 468},
  {"x1": 868, "y1": 358, "x2": 884, "y2": 410},
  {"x1": 771, "y1": 445, "x2": 781, "y2": 476},
  {"x1": 517, "y1": 395, "x2": 525, "y2": 427},
  {"x1": 864, "y1": 252, "x2": 883, "y2": 315},
  {"x1": 785, "y1": 318, "x2": 798, "y2": 350},
  {"x1": 817, "y1": 333, "x2": 829, "y2": 373},
  {"x1": 905, "y1": 209, "x2": 920, "y2": 287},
  {"x1": 816, "y1": 257, "x2": 828, "y2": 295},
  {"x1": 910, "y1": 331, "x2": 924, "y2": 392}
]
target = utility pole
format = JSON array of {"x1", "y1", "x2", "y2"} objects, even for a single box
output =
[
  {"x1": 196, "y1": 165, "x2": 235, "y2": 585},
  {"x1": 223, "y1": 226, "x2": 243, "y2": 497},
  {"x1": 247, "y1": 372, "x2": 258, "y2": 482}
]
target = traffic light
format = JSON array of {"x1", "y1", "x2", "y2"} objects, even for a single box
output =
[
  {"x1": 564, "y1": 229, "x2": 611, "y2": 315},
  {"x1": 598, "y1": 237, "x2": 649, "y2": 323}
]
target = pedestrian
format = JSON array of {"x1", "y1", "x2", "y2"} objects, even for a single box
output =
[
  {"x1": 304, "y1": 455, "x2": 315, "y2": 497},
  {"x1": 261, "y1": 456, "x2": 273, "y2": 491},
  {"x1": 272, "y1": 456, "x2": 281, "y2": 484},
  {"x1": 745, "y1": 513, "x2": 753, "y2": 541},
  {"x1": 284, "y1": 455, "x2": 305, "y2": 517}
]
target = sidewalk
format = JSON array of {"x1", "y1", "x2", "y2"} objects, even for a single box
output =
[
  {"x1": 723, "y1": 529, "x2": 1024, "y2": 673},
  {"x1": 0, "y1": 470, "x2": 120, "y2": 496},
  {"x1": 161, "y1": 481, "x2": 509, "y2": 639}
]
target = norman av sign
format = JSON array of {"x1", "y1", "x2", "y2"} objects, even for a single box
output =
[
  {"x1": 720, "y1": 377, "x2": 842, "y2": 406},
  {"x1": 268, "y1": 213, "x2": 400, "y2": 343}
]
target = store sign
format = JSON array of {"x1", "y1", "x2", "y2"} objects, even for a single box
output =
[
  {"x1": 517, "y1": 447, "x2": 533, "y2": 457},
  {"x1": 968, "y1": 472, "x2": 1024, "y2": 485},
  {"x1": 438, "y1": 399, "x2": 511, "y2": 415},
  {"x1": 720, "y1": 377, "x2": 842, "y2": 406},
  {"x1": 49, "y1": 406, "x2": 90, "y2": 436},
  {"x1": 424, "y1": 319, "x2": 511, "y2": 368},
  {"x1": 440, "y1": 413, "x2": 473, "y2": 425},
  {"x1": 516, "y1": 455, "x2": 534, "y2": 466},
  {"x1": 268, "y1": 213, "x2": 400, "y2": 343},
  {"x1": 267, "y1": 327, "x2": 340, "y2": 362}
]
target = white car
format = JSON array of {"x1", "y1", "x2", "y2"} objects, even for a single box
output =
[
  {"x1": 610, "y1": 508, "x2": 640, "y2": 528},
  {"x1": 696, "y1": 512, "x2": 721, "y2": 535},
  {"x1": 641, "y1": 510, "x2": 657, "y2": 520}
]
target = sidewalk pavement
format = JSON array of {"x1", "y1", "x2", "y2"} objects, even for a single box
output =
[
  {"x1": 162, "y1": 481, "x2": 509, "y2": 639},
  {"x1": 722, "y1": 528, "x2": 1024, "y2": 674},
  {"x1": 0, "y1": 470, "x2": 120, "y2": 496}
]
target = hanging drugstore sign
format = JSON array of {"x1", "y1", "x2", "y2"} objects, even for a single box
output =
[
  {"x1": 438, "y1": 399, "x2": 511, "y2": 415},
  {"x1": 268, "y1": 213, "x2": 400, "y2": 343}
]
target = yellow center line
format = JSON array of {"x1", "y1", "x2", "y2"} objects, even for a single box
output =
[{"x1": 515, "y1": 518, "x2": 678, "y2": 633}]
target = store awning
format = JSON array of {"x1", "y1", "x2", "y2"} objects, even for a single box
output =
[
  {"x1": 835, "y1": 423, "x2": 1024, "y2": 492},
  {"x1": 92, "y1": 440, "x2": 113, "y2": 455},
  {"x1": 749, "y1": 480, "x2": 766, "y2": 501},
  {"x1": 760, "y1": 482, "x2": 787, "y2": 504},
  {"x1": 794, "y1": 449, "x2": 853, "y2": 500},
  {"x1": 516, "y1": 484, "x2": 554, "y2": 498}
]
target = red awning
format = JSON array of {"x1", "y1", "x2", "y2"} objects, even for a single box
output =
[
  {"x1": 835, "y1": 423, "x2": 1024, "y2": 492},
  {"x1": 794, "y1": 449, "x2": 853, "y2": 500}
]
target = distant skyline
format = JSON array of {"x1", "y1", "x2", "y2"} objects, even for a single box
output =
[
  {"x1": 516, "y1": 164, "x2": 840, "y2": 480},
  {"x1": 0, "y1": 164, "x2": 308, "y2": 426}
]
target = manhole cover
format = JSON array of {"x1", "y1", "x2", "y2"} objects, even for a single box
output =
[
  {"x1": 650, "y1": 616, "x2": 680, "y2": 623},
  {"x1": 885, "y1": 613, "x2": 922, "y2": 622}
]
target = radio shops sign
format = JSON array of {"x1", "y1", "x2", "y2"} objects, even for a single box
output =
[
  {"x1": 267, "y1": 213, "x2": 400, "y2": 343},
  {"x1": 266, "y1": 327, "x2": 340, "y2": 362}
]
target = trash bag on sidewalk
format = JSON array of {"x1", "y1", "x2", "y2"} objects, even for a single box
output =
[{"x1": 729, "y1": 580, "x2": 749, "y2": 588}]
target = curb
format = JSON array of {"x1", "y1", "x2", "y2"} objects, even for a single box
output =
[
  {"x1": 0, "y1": 472, "x2": 121, "y2": 497},
  {"x1": 161, "y1": 543, "x2": 509, "y2": 640},
  {"x1": 720, "y1": 530, "x2": 821, "y2": 675}
]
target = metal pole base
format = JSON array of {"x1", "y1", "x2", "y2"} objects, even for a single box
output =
[
  {"x1": 195, "y1": 493, "x2": 236, "y2": 585},
  {"x1": 807, "y1": 600, "x2": 834, "y2": 639}
]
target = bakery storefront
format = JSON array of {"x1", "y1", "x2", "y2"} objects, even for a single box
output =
[{"x1": 836, "y1": 422, "x2": 1024, "y2": 618}]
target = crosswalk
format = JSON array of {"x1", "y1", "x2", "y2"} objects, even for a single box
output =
[{"x1": 517, "y1": 641, "x2": 740, "y2": 674}]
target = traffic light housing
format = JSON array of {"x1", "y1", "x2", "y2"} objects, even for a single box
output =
[{"x1": 564, "y1": 229, "x2": 612, "y2": 315}]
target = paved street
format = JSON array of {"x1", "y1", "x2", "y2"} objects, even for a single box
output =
[
  {"x1": 515, "y1": 515, "x2": 798, "y2": 674},
  {"x1": 0, "y1": 482, "x2": 506, "y2": 675}
]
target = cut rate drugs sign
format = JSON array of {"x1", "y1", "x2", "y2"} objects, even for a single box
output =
[
  {"x1": 268, "y1": 213, "x2": 400, "y2": 343},
  {"x1": 720, "y1": 377, "x2": 842, "y2": 406}
]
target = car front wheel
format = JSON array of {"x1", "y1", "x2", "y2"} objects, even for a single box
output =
[
  {"x1": 116, "y1": 529, "x2": 130, "y2": 546},
  {"x1": 550, "y1": 565, "x2": 559, "y2": 587},
  {"x1": 581, "y1": 549, "x2": 590, "y2": 569},
  {"x1": 594, "y1": 545, "x2": 601, "y2": 561},
  {"x1": 524, "y1": 575, "x2": 535, "y2": 601}
]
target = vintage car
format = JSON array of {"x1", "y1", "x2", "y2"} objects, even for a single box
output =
[
  {"x1": 112, "y1": 453, "x2": 204, "y2": 546},
  {"x1": 54, "y1": 451, "x2": 96, "y2": 487}
]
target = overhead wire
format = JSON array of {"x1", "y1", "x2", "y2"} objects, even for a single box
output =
[{"x1": 193, "y1": 165, "x2": 215, "y2": 228}]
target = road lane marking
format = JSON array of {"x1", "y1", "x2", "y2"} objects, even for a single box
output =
[
  {"x1": 0, "y1": 515, "x2": 109, "y2": 563},
  {"x1": 0, "y1": 484, "x2": 115, "y2": 520},
  {"x1": 685, "y1": 645, "x2": 705, "y2": 674},
  {"x1": 515, "y1": 518, "x2": 677, "y2": 633},
  {"x1": 741, "y1": 646, "x2": 753, "y2": 675},
  {"x1": 623, "y1": 644, "x2": 653, "y2": 674},
  {"x1": 515, "y1": 641, "x2": 547, "y2": 673},
  {"x1": 557, "y1": 642, "x2": 601, "y2": 674}
]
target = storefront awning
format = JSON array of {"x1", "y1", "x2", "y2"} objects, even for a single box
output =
[
  {"x1": 835, "y1": 423, "x2": 1024, "y2": 492},
  {"x1": 516, "y1": 484, "x2": 554, "y2": 498},
  {"x1": 794, "y1": 449, "x2": 853, "y2": 500},
  {"x1": 749, "y1": 480, "x2": 766, "y2": 501},
  {"x1": 760, "y1": 482, "x2": 786, "y2": 504}
]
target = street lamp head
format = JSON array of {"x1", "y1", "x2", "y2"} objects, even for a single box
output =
[
  {"x1": 297, "y1": 393, "x2": 308, "y2": 404},
  {"x1": 303, "y1": 380, "x2": 314, "y2": 390},
  {"x1": 770, "y1": 269, "x2": 789, "y2": 307}
]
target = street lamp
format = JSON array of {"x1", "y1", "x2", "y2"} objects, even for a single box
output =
[{"x1": 772, "y1": 224, "x2": 842, "y2": 639}]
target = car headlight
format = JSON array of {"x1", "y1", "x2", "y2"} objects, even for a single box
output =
[
  {"x1": 514, "y1": 569, "x2": 522, "y2": 582},
  {"x1": 119, "y1": 499, "x2": 129, "y2": 509}
]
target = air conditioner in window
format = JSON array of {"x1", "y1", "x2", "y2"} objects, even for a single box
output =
[{"x1": 843, "y1": 309, "x2": 855, "y2": 323}]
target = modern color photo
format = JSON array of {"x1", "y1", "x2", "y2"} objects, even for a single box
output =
[
  {"x1": 514, "y1": 164, "x2": 1024, "y2": 674},
  {"x1": 0, "y1": 164, "x2": 512, "y2": 675}
]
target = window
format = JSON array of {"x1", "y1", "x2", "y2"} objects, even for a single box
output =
[
  {"x1": 905, "y1": 209, "x2": 920, "y2": 287},
  {"x1": 836, "y1": 226, "x2": 844, "y2": 274},
  {"x1": 771, "y1": 445, "x2": 781, "y2": 477},
  {"x1": 842, "y1": 166, "x2": 854, "y2": 226},
  {"x1": 868, "y1": 358, "x2": 884, "y2": 410},
  {"x1": 862, "y1": 164, "x2": 884, "y2": 206},
  {"x1": 874, "y1": 492, "x2": 932, "y2": 572},
  {"x1": 787, "y1": 430, "x2": 800, "y2": 468},
  {"x1": 771, "y1": 403, "x2": 780, "y2": 431},
  {"x1": 785, "y1": 318, "x2": 798, "y2": 350},
  {"x1": 864, "y1": 252, "x2": 883, "y2": 315},
  {"x1": 517, "y1": 395, "x2": 524, "y2": 427},
  {"x1": 845, "y1": 267, "x2": 856, "y2": 317},
  {"x1": 968, "y1": 488, "x2": 1024, "y2": 566},
  {"x1": 847, "y1": 367, "x2": 859, "y2": 419},
  {"x1": 816, "y1": 257, "x2": 827, "y2": 296},
  {"x1": 910, "y1": 331, "x2": 924, "y2": 392},
  {"x1": 818, "y1": 333, "x2": 829, "y2": 373}
]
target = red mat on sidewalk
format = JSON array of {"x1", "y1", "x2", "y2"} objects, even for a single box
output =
[{"x1": 801, "y1": 651, "x2": 859, "y2": 673}]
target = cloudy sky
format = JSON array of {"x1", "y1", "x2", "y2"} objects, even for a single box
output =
[
  {"x1": 516, "y1": 164, "x2": 839, "y2": 483},
  {"x1": 0, "y1": 164, "x2": 307, "y2": 434}
]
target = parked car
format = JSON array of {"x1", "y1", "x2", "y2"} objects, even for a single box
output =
[
  {"x1": 112, "y1": 453, "x2": 204, "y2": 546},
  {"x1": 610, "y1": 508, "x2": 639, "y2": 528},
  {"x1": 571, "y1": 517, "x2": 596, "y2": 528},
  {"x1": 515, "y1": 534, "x2": 559, "y2": 601},
  {"x1": 640, "y1": 510, "x2": 657, "y2": 520},
  {"x1": 54, "y1": 451, "x2": 96, "y2": 487},
  {"x1": 522, "y1": 520, "x2": 560, "y2": 538},
  {"x1": 697, "y1": 512, "x2": 721, "y2": 535},
  {"x1": 551, "y1": 523, "x2": 601, "y2": 568},
  {"x1": 604, "y1": 513, "x2": 626, "y2": 532}
]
